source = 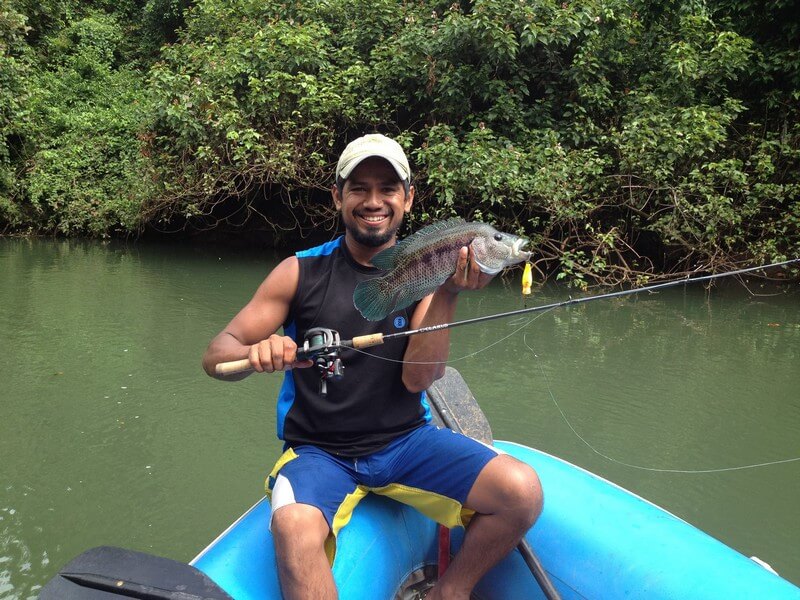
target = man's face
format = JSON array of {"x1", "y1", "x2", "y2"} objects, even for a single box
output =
[{"x1": 333, "y1": 157, "x2": 414, "y2": 249}]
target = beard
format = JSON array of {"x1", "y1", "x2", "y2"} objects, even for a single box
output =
[
  {"x1": 349, "y1": 226, "x2": 397, "y2": 248},
  {"x1": 346, "y1": 214, "x2": 403, "y2": 248}
]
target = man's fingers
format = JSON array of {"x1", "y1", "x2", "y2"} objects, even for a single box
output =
[
  {"x1": 457, "y1": 247, "x2": 469, "y2": 275},
  {"x1": 468, "y1": 247, "x2": 482, "y2": 283},
  {"x1": 452, "y1": 246, "x2": 467, "y2": 284},
  {"x1": 249, "y1": 343, "x2": 266, "y2": 373},
  {"x1": 465, "y1": 245, "x2": 495, "y2": 290},
  {"x1": 269, "y1": 336, "x2": 286, "y2": 372},
  {"x1": 250, "y1": 335, "x2": 310, "y2": 373},
  {"x1": 463, "y1": 246, "x2": 487, "y2": 289},
  {"x1": 441, "y1": 246, "x2": 480, "y2": 294},
  {"x1": 281, "y1": 337, "x2": 314, "y2": 370},
  {"x1": 249, "y1": 337, "x2": 280, "y2": 372},
  {"x1": 281, "y1": 337, "x2": 300, "y2": 371}
]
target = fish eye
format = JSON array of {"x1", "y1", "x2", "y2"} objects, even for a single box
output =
[{"x1": 493, "y1": 233, "x2": 503, "y2": 241}]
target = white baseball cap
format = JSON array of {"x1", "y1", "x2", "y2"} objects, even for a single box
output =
[{"x1": 336, "y1": 134, "x2": 411, "y2": 182}]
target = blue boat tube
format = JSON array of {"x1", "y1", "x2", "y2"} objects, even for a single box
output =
[{"x1": 192, "y1": 440, "x2": 800, "y2": 599}]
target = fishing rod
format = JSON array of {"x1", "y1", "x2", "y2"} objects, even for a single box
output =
[{"x1": 215, "y1": 258, "x2": 800, "y2": 389}]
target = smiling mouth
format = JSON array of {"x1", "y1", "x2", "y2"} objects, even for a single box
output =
[{"x1": 357, "y1": 214, "x2": 390, "y2": 224}]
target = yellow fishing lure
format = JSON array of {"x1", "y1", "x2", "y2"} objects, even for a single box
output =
[{"x1": 522, "y1": 262, "x2": 533, "y2": 295}]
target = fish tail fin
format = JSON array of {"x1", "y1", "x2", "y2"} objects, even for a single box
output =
[{"x1": 354, "y1": 277, "x2": 397, "y2": 321}]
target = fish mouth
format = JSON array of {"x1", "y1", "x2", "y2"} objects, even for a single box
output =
[{"x1": 512, "y1": 237, "x2": 532, "y2": 260}]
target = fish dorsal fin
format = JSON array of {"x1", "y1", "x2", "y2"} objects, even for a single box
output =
[
  {"x1": 369, "y1": 218, "x2": 468, "y2": 270},
  {"x1": 397, "y1": 217, "x2": 468, "y2": 252},
  {"x1": 409, "y1": 217, "x2": 467, "y2": 239}
]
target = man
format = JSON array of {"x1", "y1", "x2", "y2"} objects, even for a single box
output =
[{"x1": 202, "y1": 134, "x2": 543, "y2": 600}]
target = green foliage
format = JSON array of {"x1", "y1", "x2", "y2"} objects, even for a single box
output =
[
  {"x1": 0, "y1": 0, "x2": 193, "y2": 235},
  {"x1": 13, "y1": 11, "x2": 151, "y2": 234},
  {"x1": 1, "y1": 0, "x2": 797, "y2": 282},
  {"x1": 144, "y1": 0, "x2": 397, "y2": 220},
  {"x1": 139, "y1": 0, "x2": 798, "y2": 280},
  {"x1": 138, "y1": 0, "x2": 193, "y2": 59},
  {"x1": 0, "y1": 0, "x2": 30, "y2": 225}
]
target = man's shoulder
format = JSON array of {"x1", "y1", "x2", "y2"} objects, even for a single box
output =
[{"x1": 296, "y1": 237, "x2": 343, "y2": 260}]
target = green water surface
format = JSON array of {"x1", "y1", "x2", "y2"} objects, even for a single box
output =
[{"x1": 1, "y1": 237, "x2": 798, "y2": 597}]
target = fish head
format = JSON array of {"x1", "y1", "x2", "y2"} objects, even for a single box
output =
[{"x1": 472, "y1": 228, "x2": 532, "y2": 275}]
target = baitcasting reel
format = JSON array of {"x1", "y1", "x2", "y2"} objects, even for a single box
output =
[{"x1": 297, "y1": 327, "x2": 345, "y2": 398}]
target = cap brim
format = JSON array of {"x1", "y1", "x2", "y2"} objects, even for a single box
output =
[{"x1": 338, "y1": 155, "x2": 409, "y2": 182}]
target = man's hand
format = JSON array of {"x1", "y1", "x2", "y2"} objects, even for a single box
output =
[
  {"x1": 442, "y1": 245, "x2": 495, "y2": 295},
  {"x1": 248, "y1": 334, "x2": 313, "y2": 373}
]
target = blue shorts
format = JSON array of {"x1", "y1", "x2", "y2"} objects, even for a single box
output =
[{"x1": 266, "y1": 424, "x2": 499, "y2": 561}]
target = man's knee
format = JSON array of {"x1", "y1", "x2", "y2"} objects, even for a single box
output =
[
  {"x1": 504, "y1": 460, "x2": 543, "y2": 526},
  {"x1": 471, "y1": 455, "x2": 543, "y2": 526},
  {"x1": 271, "y1": 504, "x2": 336, "y2": 599},
  {"x1": 272, "y1": 503, "x2": 330, "y2": 552}
]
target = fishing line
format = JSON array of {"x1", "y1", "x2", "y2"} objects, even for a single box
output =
[
  {"x1": 345, "y1": 309, "x2": 554, "y2": 365},
  {"x1": 345, "y1": 259, "x2": 800, "y2": 471},
  {"x1": 350, "y1": 316, "x2": 800, "y2": 473},
  {"x1": 343, "y1": 257, "x2": 800, "y2": 369},
  {"x1": 352, "y1": 257, "x2": 800, "y2": 353},
  {"x1": 523, "y1": 334, "x2": 800, "y2": 473}
]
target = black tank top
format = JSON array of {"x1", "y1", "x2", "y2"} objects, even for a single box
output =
[{"x1": 275, "y1": 237, "x2": 429, "y2": 456}]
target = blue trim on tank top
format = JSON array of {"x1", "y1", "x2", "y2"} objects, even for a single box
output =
[
  {"x1": 296, "y1": 236, "x2": 342, "y2": 258},
  {"x1": 276, "y1": 320, "x2": 297, "y2": 440},
  {"x1": 420, "y1": 391, "x2": 432, "y2": 423}
]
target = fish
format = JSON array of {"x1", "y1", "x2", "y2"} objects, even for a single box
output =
[{"x1": 354, "y1": 218, "x2": 532, "y2": 321}]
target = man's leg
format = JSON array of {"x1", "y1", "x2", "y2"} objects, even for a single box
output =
[
  {"x1": 365, "y1": 425, "x2": 543, "y2": 599},
  {"x1": 271, "y1": 503, "x2": 337, "y2": 600},
  {"x1": 428, "y1": 454, "x2": 543, "y2": 600},
  {"x1": 266, "y1": 447, "x2": 364, "y2": 600}
]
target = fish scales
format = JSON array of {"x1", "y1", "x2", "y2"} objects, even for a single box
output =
[
  {"x1": 393, "y1": 225, "x2": 480, "y2": 289},
  {"x1": 353, "y1": 218, "x2": 531, "y2": 321}
]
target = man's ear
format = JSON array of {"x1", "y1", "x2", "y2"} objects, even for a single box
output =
[
  {"x1": 404, "y1": 185, "x2": 415, "y2": 213},
  {"x1": 332, "y1": 185, "x2": 342, "y2": 211}
]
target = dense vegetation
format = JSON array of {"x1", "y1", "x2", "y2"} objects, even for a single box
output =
[{"x1": 1, "y1": 0, "x2": 798, "y2": 284}]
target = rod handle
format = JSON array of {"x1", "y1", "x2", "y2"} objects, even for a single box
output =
[
  {"x1": 215, "y1": 358, "x2": 253, "y2": 376},
  {"x1": 351, "y1": 333, "x2": 385, "y2": 349}
]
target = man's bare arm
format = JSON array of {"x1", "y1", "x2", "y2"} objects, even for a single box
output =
[{"x1": 202, "y1": 256, "x2": 309, "y2": 380}]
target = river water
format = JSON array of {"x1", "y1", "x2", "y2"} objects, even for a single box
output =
[{"x1": 1, "y1": 237, "x2": 798, "y2": 597}]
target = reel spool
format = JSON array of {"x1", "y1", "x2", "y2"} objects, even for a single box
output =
[{"x1": 299, "y1": 327, "x2": 344, "y2": 397}]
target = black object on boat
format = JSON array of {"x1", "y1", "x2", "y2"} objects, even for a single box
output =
[{"x1": 39, "y1": 545, "x2": 232, "y2": 599}]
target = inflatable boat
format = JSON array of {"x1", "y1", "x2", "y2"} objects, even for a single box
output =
[{"x1": 42, "y1": 369, "x2": 800, "y2": 599}]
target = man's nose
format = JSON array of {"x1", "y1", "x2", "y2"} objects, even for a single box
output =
[{"x1": 363, "y1": 188, "x2": 382, "y2": 207}]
